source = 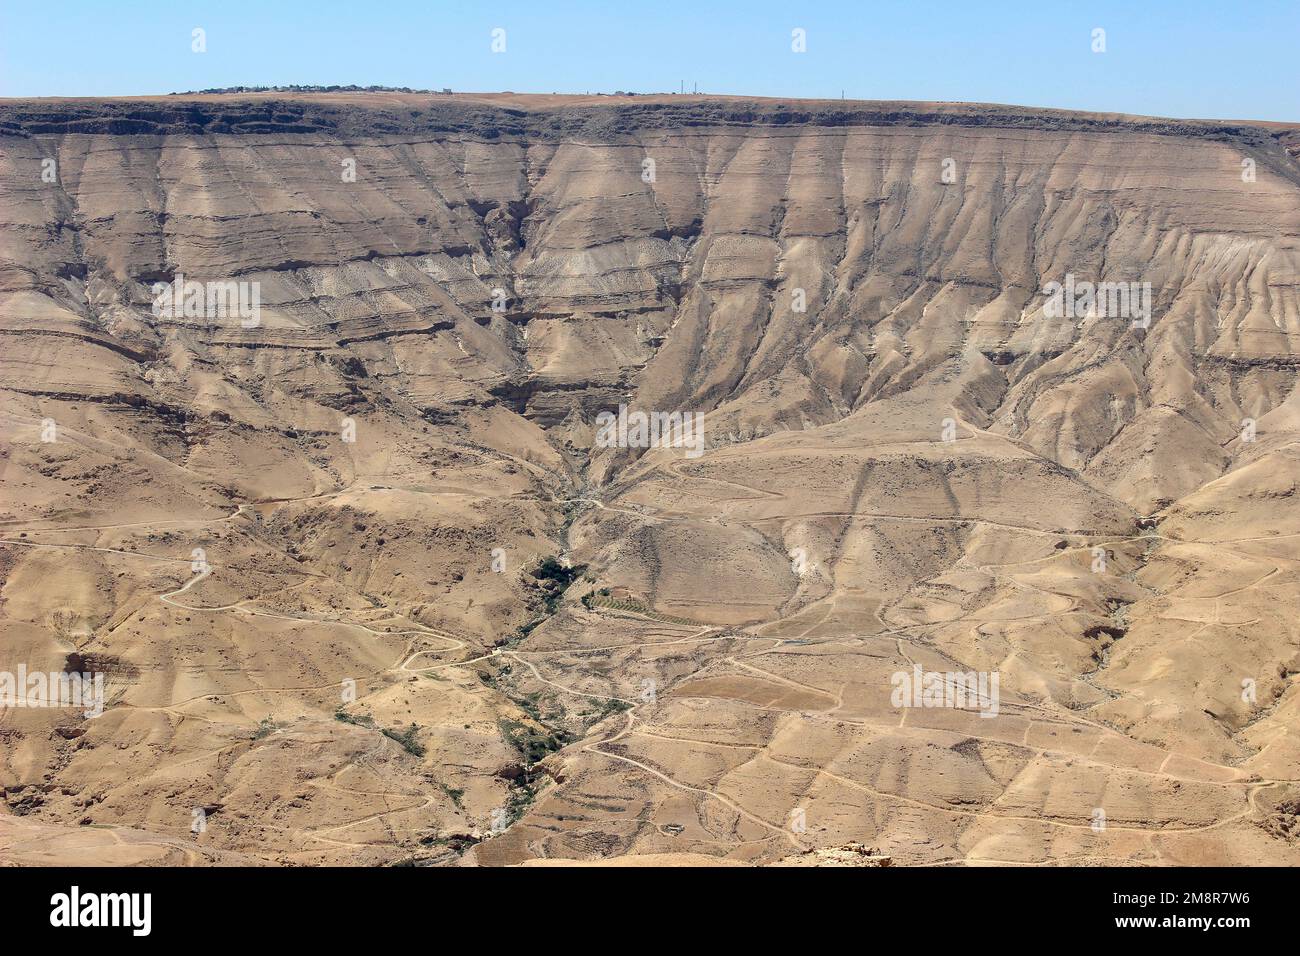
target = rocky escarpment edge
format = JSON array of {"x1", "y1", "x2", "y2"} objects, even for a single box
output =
[{"x1": 0, "y1": 96, "x2": 1295, "y2": 153}]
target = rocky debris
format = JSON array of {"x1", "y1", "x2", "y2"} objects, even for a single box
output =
[
  {"x1": 767, "y1": 843, "x2": 893, "y2": 867},
  {"x1": 1260, "y1": 799, "x2": 1299, "y2": 842}
]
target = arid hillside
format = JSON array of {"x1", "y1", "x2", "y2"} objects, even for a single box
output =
[{"x1": 1, "y1": 93, "x2": 1298, "y2": 866}]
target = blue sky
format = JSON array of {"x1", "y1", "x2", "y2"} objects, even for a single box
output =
[{"x1": 2, "y1": 0, "x2": 1296, "y2": 120}]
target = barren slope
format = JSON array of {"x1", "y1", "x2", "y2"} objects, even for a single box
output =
[{"x1": 1, "y1": 93, "x2": 1298, "y2": 866}]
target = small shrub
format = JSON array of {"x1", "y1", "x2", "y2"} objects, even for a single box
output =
[{"x1": 383, "y1": 722, "x2": 426, "y2": 757}]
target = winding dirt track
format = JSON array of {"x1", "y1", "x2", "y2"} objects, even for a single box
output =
[
  {"x1": 2, "y1": 451, "x2": 1294, "y2": 863},
  {"x1": 533, "y1": 440, "x2": 1299, "y2": 862}
]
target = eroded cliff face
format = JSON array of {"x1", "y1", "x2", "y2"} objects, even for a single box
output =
[{"x1": 1, "y1": 94, "x2": 1299, "y2": 866}]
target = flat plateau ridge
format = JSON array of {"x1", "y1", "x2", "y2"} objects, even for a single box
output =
[{"x1": 1, "y1": 93, "x2": 1298, "y2": 866}]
